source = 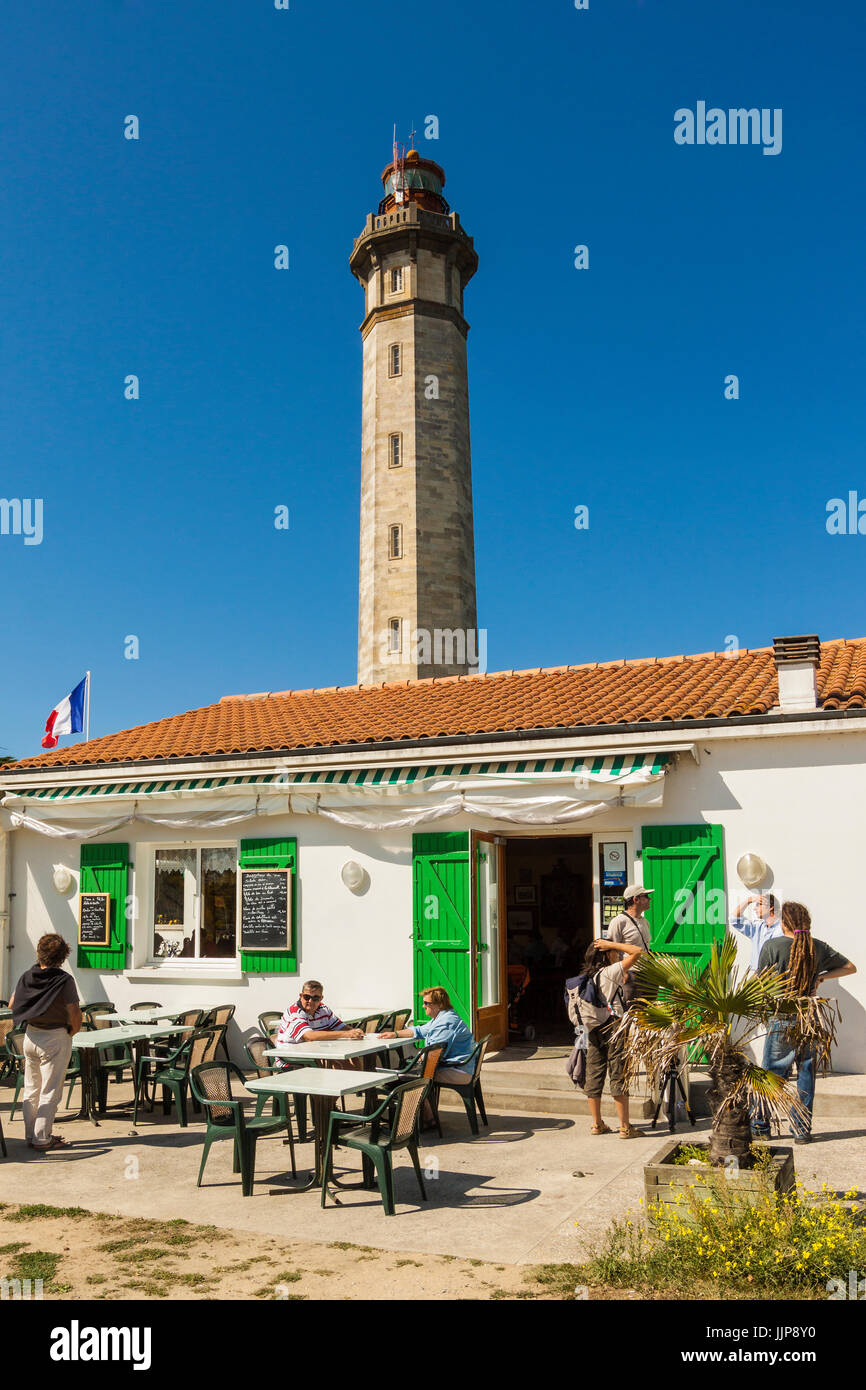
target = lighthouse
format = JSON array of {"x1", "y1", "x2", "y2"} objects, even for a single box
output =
[{"x1": 351, "y1": 144, "x2": 479, "y2": 685}]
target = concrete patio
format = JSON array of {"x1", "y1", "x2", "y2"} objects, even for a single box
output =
[{"x1": 2, "y1": 1076, "x2": 863, "y2": 1267}]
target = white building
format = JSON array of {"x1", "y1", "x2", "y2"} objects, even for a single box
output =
[{"x1": 1, "y1": 633, "x2": 864, "y2": 1068}]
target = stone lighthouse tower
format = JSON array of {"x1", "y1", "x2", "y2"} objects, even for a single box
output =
[{"x1": 350, "y1": 146, "x2": 479, "y2": 685}]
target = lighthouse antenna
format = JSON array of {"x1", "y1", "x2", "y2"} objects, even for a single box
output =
[{"x1": 392, "y1": 123, "x2": 407, "y2": 204}]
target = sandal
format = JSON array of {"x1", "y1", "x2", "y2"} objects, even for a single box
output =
[
  {"x1": 619, "y1": 1125, "x2": 641, "y2": 1138},
  {"x1": 590, "y1": 1123, "x2": 612, "y2": 1135},
  {"x1": 32, "y1": 1135, "x2": 72, "y2": 1151}
]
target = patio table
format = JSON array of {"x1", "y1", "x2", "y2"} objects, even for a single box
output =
[
  {"x1": 264, "y1": 1035, "x2": 414, "y2": 1065},
  {"x1": 246, "y1": 1067, "x2": 399, "y2": 1195},
  {"x1": 115, "y1": 1005, "x2": 226, "y2": 1025},
  {"x1": 69, "y1": 1023, "x2": 181, "y2": 1125}
]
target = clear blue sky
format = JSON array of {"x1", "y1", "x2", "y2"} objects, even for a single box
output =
[{"x1": 2, "y1": 0, "x2": 865, "y2": 760}]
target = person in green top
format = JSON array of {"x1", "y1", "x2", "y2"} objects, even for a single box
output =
[{"x1": 752, "y1": 901, "x2": 856, "y2": 1144}]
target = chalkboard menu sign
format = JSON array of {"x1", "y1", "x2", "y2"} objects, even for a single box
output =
[
  {"x1": 78, "y1": 892, "x2": 112, "y2": 947},
  {"x1": 240, "y1": 868, "x2": 292, "y2": 952}
]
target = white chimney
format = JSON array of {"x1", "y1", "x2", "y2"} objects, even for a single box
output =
[{"x1": 772, "y1": 635, "x2": 820, "y2": 712}]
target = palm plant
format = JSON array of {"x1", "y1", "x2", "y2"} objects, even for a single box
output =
[{"x1": 620, "y1": 935, "x2": 839, "y2": 1167}]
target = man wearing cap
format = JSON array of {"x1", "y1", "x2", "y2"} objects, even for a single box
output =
[{"x1": 606, "y1": 885, "x2": 653, "y2": 1004}]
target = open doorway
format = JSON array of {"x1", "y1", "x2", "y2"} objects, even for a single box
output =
[{"x1": 504, "y1": 835, "x2": 594, "y2": 1046}]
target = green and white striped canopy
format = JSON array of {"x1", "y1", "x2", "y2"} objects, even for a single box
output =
[{"x1": 6, "y1": 751, "x2": 669, "y2": 803}]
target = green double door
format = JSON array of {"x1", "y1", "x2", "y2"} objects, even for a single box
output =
[{"x1": 411, "y1": 823, "x2": 726, "y2": 1048}]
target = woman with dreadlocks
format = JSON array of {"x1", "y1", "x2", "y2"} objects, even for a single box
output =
[{"x1": 752, "y1": 901, "x2": 855, "y2": 1143}]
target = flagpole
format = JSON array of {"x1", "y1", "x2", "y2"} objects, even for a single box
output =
[{"x1": 85, "y1": 671, "x2": 91, "y2": 742}]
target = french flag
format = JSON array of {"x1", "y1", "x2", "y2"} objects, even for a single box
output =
[{"x1": 42, "y1": 676, "x2": 88, "y2": 749}]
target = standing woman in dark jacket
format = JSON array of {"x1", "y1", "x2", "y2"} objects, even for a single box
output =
[{"x1": 9, "y1": 934, "x2": 82, "y2": 1150}]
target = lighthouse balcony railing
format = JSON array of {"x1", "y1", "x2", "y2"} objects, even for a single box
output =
[{"x1": 361, "y1": 207, "x2": 463, "y2": 237}]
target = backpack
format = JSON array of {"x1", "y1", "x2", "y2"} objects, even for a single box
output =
[{"x1": 564, "y1": 969, "x2": 624, "y2": 1030}]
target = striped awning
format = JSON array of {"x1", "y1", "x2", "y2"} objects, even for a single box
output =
[{"x1": 4, "y1": 752, "x2": 670, "y2": 803}]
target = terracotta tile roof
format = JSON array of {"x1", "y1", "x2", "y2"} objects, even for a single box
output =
[{"x1": 6, "y1": 638, "x2": 866, "y2": 773}]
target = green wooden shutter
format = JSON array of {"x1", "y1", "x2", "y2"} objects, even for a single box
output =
[
  {"x1": 412, "y1": 832, "x2": 471, "y2": 1026},
  {"x1": 239, "y1": 837, "x2": 297, "y2": 975},
  {"x1": 78, "y1": 843, "x2": 129, "y2": 971},
  {"x1": 641, "y1": 824, "x2": 726, "y2": 971}
]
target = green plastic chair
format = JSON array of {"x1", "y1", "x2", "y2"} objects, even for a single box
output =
[
  {"x1": 380, "y1": 1009, "x2": 413, "y2": 1033},
  {"x1": 82, "y1": 1005, "x2": 133, "y2": 1106},
  {"x1": 133, "y1": 1027, "x2": 216, "y2": 1128},
  {"x1": 63, "y1": 1046, "x2": 83, "y2": 1110},
  {"x1": 0, "y1": 1018, "x2": 16, "y2": 1086},
  {"x1": 0, "y1": 1107, "x2": 6, "y2": 1158},
  {"x1": 374, "y1": 1043, "x2": 444, "y2": 1110},
  {"x1": 244, "y1": 1033, "x2": 309, "y2": 1142},
  {"x1": 4, "y1": 1028, "x2": 26, "y2": 1119},
  {"x1": 257, "y1": 1011, "x2": 282, "y2": 1041},
  {"x1": 321, "y1": 1078, "x2": 431, "y2": 1216},
  {"x1": 201, "y1": 1005, "x2": 235, "y2": 1061},
  {"x1": 190, "y1": 1060, "x2": 294, "y2": 1196},
  {"x1": 128, "y1": 1001, "x2": 163, "y2": 1012},
  {"x1": 430, "y1": 1036, "x2": 491, "y2": 1136},
  {"x1": 360, "y1": 1014, "x2": 385, "y2": 1034}
]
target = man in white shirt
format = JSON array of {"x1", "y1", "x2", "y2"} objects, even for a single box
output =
[{"x1": 729, "y1": 894, "x2": 783, "y2": 973}]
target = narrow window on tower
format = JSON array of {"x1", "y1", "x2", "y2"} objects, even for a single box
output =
[
  {"x1": 388, "y1": 619, "x2": 401, "y2": 654},
  {"x1": 388, "y1": 524, "x2": 403, "y2": 559},
  {"x1": 389, "y1": 433, "x2": 402, "y2": 468},
  {"x1": 390, "y1": 267, "x2": 404, "y2": 294},
  {"x1": 389, "y1": 343, "x2": 402, "y2": 377}
]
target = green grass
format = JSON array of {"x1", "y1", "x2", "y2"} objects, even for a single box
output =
[
  {"x1": 124, "y1": 1280, "x2": 170, "y2": 1298},
  {"x1": 114, "y1": 1247, "x2": 183, "y2": 1264},
  {"x1": 0, "y1": 1242, "x2": 29, "y2": 1255},
  {"x1": 5, "y1": 1250, "x2": 63, "y2": 1289},
  {"x1": 4, "y1": 1204, "x2": 91, "y2": 1222}
]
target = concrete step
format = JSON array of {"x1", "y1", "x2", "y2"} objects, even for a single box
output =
[{"x1": 438, "y1": 1084, "x2": 656, "y2": 1119}]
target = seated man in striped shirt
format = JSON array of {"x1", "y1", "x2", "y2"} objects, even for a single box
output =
[{"x1": 276, "y1": 980, "x2": 365, "y2": 1050}]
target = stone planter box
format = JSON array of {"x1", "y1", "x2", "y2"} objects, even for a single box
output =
[{"x1": 644, "y1": 1138, "x2": 794, "y2": 1221}]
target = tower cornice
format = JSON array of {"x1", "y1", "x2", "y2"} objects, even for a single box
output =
[
  {"x1": 350, "y1": 205, "x2": 478, "y2": 287},
  {"x1": 358, "y1": 298, "x2": 471, "y2": 341}
]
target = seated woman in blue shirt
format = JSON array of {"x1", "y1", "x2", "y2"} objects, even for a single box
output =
[{"x1": 380, "y1": 986, "x2": 475, "y2": 1085}]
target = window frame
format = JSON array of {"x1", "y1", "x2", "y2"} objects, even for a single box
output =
[
  {"x1": 390, "y1": 266, "x2": 404, "y2": 294},
  {"x1": 148, "y1": 842, "x2": 240, "y2": 966},
  {"x1": 388, "y1": 432, "x2": 402, "y2": 468},
  {"x1": 388, "y1": 618, "x2": 402, "y2": 654},
  {"x1": 388, "y1": 523, "x2": 403, "y2": 559},
  {"x1": 388, "y1": 343, "x2": 402, "y2": 377}
]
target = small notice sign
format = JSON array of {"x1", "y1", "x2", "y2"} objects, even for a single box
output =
[
  {"x1": 78, "y1": 892, "x2": 111, "y2": 947},
  {"x1": 602, "y1": 842, "x2": 627, "y2": 887},
  {"x1": 240, "y1": 868, "x2": 292, "y2": 952}
]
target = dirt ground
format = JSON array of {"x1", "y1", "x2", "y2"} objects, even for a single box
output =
[{"x1": 0, "y1": 1201, "x2": 581, "y2": 1301}]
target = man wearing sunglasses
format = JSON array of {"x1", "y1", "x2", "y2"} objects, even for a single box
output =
[{"x1": 275, "y1": 980, "x2": 365, "y2": 1048}]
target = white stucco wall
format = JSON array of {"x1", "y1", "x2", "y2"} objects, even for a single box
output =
[
  {"x1": 4, "y1": 818, "x2": 416, "y2": 1059},
  {"x1": 4, "y1": 722, "x2": 865, "y2": 1070}
]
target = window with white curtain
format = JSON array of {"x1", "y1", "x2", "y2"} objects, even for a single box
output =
[{"x1": 152, "y1": 847, "x2": 237, "y2": 961}]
